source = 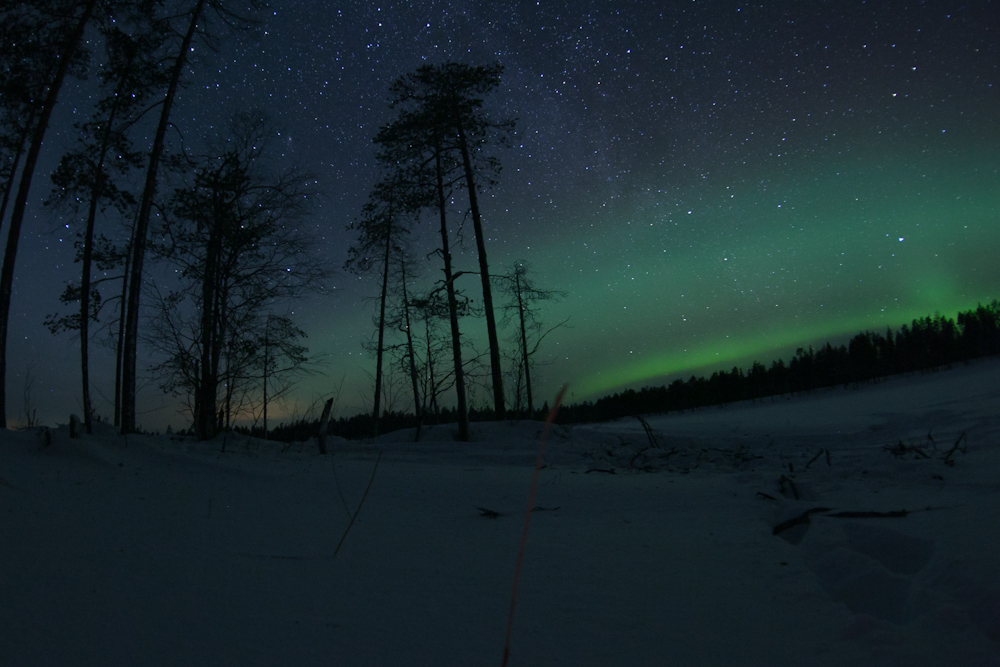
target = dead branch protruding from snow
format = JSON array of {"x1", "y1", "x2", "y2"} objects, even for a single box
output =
[
  {"x1": 333, "y1": 449, "x2": 383, "y2": 558},
  {"x1": 942, "y1": 432, "x2": 966, "y2": 467},
  {"x1": 634, "y1": 414, "x2": 660, "y2": 449}
]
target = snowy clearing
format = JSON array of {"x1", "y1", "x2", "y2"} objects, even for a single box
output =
[{"x1": 2, "y1": 360, "x2": 999, "y2": 666}]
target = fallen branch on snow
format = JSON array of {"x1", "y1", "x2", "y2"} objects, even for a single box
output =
[
  {"x1": 773, "y1": 505, "x2": 947, "y2": 536},
  {"x1": 772, "y1": 507, "x2": 832, "y2": 536}
]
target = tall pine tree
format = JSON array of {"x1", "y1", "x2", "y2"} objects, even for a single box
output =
[
  {"x1": 120, "y1": 0, "x2": 260, "y2": 434},
  {"x1": 0, "y1": 0, "x2": 97, "y2": 427},
  {"x1": 45, "y1": 11, "x2": 170, "y2": 433},
  {"x1": 384, "y1": 62, "x2": 514, "y2": 421}
]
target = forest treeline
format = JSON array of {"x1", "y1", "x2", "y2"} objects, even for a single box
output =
[
  {"x1": 556, "y1": 302, "x2": 1000, "y2": 425},
  {"x1": 258, "y1": 302, "x2": 1000, "y2": 441}
]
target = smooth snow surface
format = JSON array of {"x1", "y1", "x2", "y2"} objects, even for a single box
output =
[{"x1": 2, "y1": 361, "x2": 999, "y2": 666}]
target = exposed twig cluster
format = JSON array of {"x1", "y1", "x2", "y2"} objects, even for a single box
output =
[
  {"x1": 883, "y1": 430, "x2": 967, "y2": 466},
  {"x1": 804, "y1": 448, "x2": 832, "y2": 469}
]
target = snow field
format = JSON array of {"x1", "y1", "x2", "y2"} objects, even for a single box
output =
[{"x1": 2, "y1": 359, "x2": 999, "y2": 665}]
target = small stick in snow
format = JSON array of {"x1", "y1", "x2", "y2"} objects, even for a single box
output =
[
  {"x1": 629, "y1": 449, "x2": 650, "y2": 470},
  {"x1": 805, "y1": 449, "x2": 824, "y2": 470},
  {"x1": 772, "y1": 507, "x2": 833, "y2": 536},
  {"x1": 333, "y1": 448, "x2": 383, "y2": 558},
  {"x1": 826, "y1": 509, "x2": 908, "y2": 519},
  {"x1": 330, "y1": 454, "x2": 352, "y2": 519},
  {"x1": 0, "y1": 476, "x2": 26, "y2": 493},
  {"x1": 773, "y1": 506, "x2": 944, "y2": 538},
  {"x1": 779, "y1": 474, "x2": 800, "y2": 500},
  {"x1": 477, "y1": 507, "x2": 502, "y2": 518},
  {"x1": 884, "y1": 440, "x2": 930, "y2": 458},
  {"x1": 942, "y1": 431, "x2": 966, "y2": 467},
  {"x1": 634, "y1": 414, "x2": 660, "y2": 449},
  {"x1": 585, "y1": 467, "x2": 617, "y2": 474}
]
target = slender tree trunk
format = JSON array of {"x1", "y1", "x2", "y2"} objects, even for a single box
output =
[
  {"x1": 79, "y1": 165, "x2": 102, "y2": 434},
  {"x1": 77, "y1": 107, "x2": 124, "y2": 434},
  {"x1": 0, "y1": 0, "x2": 96, "y2": 427},
  {"x1": 121, "y1": 0, "x2": 207, "y2": 434},
  {"x1": 371, "y1": 202, "x2": 393, "y2": 436},
  {"x1": 455, "y1": 117, "x2": 505, "y2": 420},
  {"x1": 196, "y1": 191, "x2": 222, "y2": 440},
  {"x1": 262, "y1": 323, "x2": 269, "y2": 440},
  {"x1": 399, "y1": 256, "x2": 422, "y2": 440},
  {"x1": 435, "y1": 147, "x2": 468, "y2": 441},
  {"x1": 424, "y1": 314, "x2": 438, "y2": 422},
  {"x1": 224, "y1": 341, "x2": 233, "y2": 428},
  {"x1": 77, "y1": 46, "x2": 137, "y2": 435},
  {"x1": 0, "y1": 118, "x2": 33, "y2": 231},
  {"x1": 213, "y1": 285, "x2": 227, "y2": 432},
  {"x1": 515, "y1": 271, "x2": 533, "y2": 419},
  {"x1": 114, "y1": 232, "x2": 132, "y2": 427},
  {"x1": 208, "y1": 276, "x2": 224, "y2": 434},
  {"x1": 227, "y1": 341, "x2": 241, "y2": 429}
]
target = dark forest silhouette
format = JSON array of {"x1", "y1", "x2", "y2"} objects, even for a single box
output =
[{"x1": 256, "y1": 301, "x2": 1000, "y2": 442}]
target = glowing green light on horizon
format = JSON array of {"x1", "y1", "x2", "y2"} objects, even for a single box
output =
[
  {"x1": 572, "y1": 297, "x2": 995, "y2": 399},
  {"x1": 542, "y1": 144, "x2": 1000, "y2": 401}
]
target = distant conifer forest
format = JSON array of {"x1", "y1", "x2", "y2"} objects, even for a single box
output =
[{"x1": 257, "y1": 301, "x2": 1000, "y2": 442}]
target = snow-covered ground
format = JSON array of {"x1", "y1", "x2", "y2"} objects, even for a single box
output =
[{"x1": 2, "y1": 360, "x2": 999, "y2": 666}]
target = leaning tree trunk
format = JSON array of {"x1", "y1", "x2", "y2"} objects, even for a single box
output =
[
  {"x1": 78, "y1": 155, "x2": 104, "y2": 435},
  {"x1": 261, "y1": 325, "x2": 269, "y2": 440},
  {"x1": 424, "y1": 313, "x2": 439, "y2": 422},
  {"x1": 121, "y1": 0, "x2": 207, "y2": 434},
  {"x1": 77, "y1": 102, "x2": 127, "y2": 434},
  {"x1": 0, "y1": 116, "x2": 34, "y2": 233},
  {"x1": 515, "y1": 270, "x2": 533, "y2": 419},
  {"x1": 0, "y1": 0, "x2": 96, "y2": 428},
  {"x1": 399, "y1": 255, "x2": 422, "y2": 441},
  {"x1": 113, "y1": 232, "x2": 133, "y2": 427},
  {"x1": 435, "y1": 148, "x2": 468, "y2": 441},
  {"x1": 371, "y1": 205, "x2": 393, "y2": 437},
  {"x1": 76, "y1": 42, "x2": 139, "y2": 434},
  {"x1": 455, "y1": 117, "x2": 505, "y2": 420},
  {"x1": 195, "y1": 192, "x2": 225, "y2": 441}
]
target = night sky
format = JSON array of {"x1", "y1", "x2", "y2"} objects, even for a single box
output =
[{"x1": 11, "y1": 0, "x2": 999, "y2": 429}]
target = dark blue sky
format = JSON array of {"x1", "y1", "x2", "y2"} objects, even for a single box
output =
[{"x1": 10, "y1": 0, "x2": 998, "y2": 428}]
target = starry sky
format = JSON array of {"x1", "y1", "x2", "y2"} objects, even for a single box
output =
[{"x1": 11, "y1": 0, "x2": 999, "y2": 429}]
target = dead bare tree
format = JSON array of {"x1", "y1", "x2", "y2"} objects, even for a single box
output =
[
  {"x1": 148, "y1": 113, "x2": 328, "y2": 439},
  {"x1": 494, "y1": 260, "x2": 567, "y2": 419}
]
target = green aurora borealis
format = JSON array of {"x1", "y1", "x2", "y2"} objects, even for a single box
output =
[{"x1": 520, "y1": 138, "x2": 1000, "y2": 402}]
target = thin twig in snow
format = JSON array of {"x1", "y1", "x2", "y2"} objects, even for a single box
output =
[{"x1": 333, "y1": 449, "x2": 383, "y2": 558}]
